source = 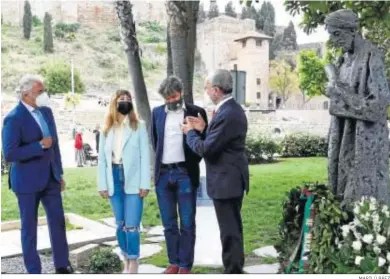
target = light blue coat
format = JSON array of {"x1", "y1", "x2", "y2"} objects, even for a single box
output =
[{"x1": 97, "y1": 121, "x2": 150, "y2": 196}]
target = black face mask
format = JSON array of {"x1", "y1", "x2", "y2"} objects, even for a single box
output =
[
  {"x1": 117, "y1": 101, "x2": 133, "y2": 115},
  {"x1": 166, "y1": 98, "x2": 183, "y2": 111}
]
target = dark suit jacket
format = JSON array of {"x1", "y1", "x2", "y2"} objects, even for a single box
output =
[
  {"x1": 186, "y1": 98, "x2": 249, "y2": 199},
  {"x1": 2, "y1": 102, "x2": 63, "y2": 193},
  {"x1": 150, "y1": 102, "x2": 208, "y2": 188}
]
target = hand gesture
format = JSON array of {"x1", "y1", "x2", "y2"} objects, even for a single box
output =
[
  {"x1": 99, "y1": 191, "x2": 109, "y2": 199},
  {"x1": 60, "y1": 179, "x2": 66, "y2": 192},
  {"x1": 139, "y1": 189, "x2": 149, "y2": 198},
  {"x1": 40, "y1": 137, "x2": 53, "y2": 149},
  {"x1": 186, "y1": 113, "x2": 206, "y2": 132}
]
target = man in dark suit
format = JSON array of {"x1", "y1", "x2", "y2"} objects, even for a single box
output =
[
  {"x1": 181, "y1": 69, "x2": 249, "y2": 274},
  {"x1": 2, "y1": 74, "x2": 73, "y2": 274},
  {"x1": 150, "y1": 76, "x2": 208, "y2": 274}
]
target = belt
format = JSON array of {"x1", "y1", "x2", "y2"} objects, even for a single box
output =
[
  {"x1": 161, "y1": 162, "x2": 186, "y2": 169},
  {"x1": 112, "y1": 163, "x2": 123, "y2": 166}
]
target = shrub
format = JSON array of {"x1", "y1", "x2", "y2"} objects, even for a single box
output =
[
  {"x1": 54, "y1": 22, "x2": 80, "y2": 39},
  {"x1": 143, "y1": 34, "x2": 163, "y2": 43},
  {"x1": 280, "y1": 133, "x2": 327, "y2": 157},
  {"x1": 139, "y1": 21, "x2": 165, "y2": 33},
  {"x1": 141, "y1": 57, "x2": 159, "y2": 71},
  {"x1": 32, "y1": 15, "x2": 41, "y2": 26},
  {"x1": 87, "y1": 247, "x2": 122, "y2": 274},
  {"x1": 39, "y1": 61, "x2": 85, "y2": 94},
  {"x1": 245, "y1": 134, "x2": 280, "y2": 164},
  {"x1": 155, "y1": 43, "x2": 167, "y2": 55}
]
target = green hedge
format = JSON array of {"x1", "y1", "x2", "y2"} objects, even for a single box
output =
[
  {"x1": 245, "y1": 133, "x2": 327, "y2": 164},
  {"x1": 245, "y1": 135, "x2": 280, "y2": 164},
  {"x1": 280, "y1": 133, "x2": 328, "y2": 158}
]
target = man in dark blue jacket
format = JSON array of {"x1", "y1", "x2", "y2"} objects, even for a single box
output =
[
  {"x1": 150, "y1": 76, "x2": 208, "y2": 274},
  {"x1": 182, "y1": 69, "x2": 249, "y2": 274},
  {"x1": 2, "y1": 74, "x2": 73, "y2": 274}
]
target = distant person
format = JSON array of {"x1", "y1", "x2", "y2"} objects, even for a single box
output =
[
  {"x1": 182, "y1": 69, "x2": 249, "y2": 274},
  {"x1": 74, "y1": 128, "x2": 85, "y2": 167},
  {"x1": 97, "y1": 89, "x2": 150, "y2": 273},
  {"x1": 150, "y1": 76, "x2": 208, "y2": 274},
  {"x1": 2, "y1": 74, "x2": 73, "y2": 274},
  {"x1": 93, "y1": 124, "x2": 100, "y2": 153}
]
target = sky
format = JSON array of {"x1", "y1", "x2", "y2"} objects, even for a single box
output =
[{"x1": 202, "y1": 0, "x2": 329, "y2": 44}]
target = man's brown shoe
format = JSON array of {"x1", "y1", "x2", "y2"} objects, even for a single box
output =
[
  {"x1": 178, "y1": 268, "x2": 191, "y2": 274},
  {"x1": 164, "y1": 265, "x2": 179, "y2": 274}
]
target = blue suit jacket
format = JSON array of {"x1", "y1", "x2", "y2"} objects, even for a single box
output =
[
  {"x1": 150, "y1": 102, "x2": 208, "y2": 187},
  {"x1": 2, "y1": 102, "x2": 63, "y2": 194},
  {"x1": 186, "y1": 99, "x2": 249, "y2": 199}
]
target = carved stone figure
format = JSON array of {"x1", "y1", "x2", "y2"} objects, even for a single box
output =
[{"x1": 324, "y1": 9, "x2": 390, "y2": 206}]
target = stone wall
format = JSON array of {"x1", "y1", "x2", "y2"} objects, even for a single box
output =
[{"x1": 1, "y1": 0, "x2": 166, "y2": 26}]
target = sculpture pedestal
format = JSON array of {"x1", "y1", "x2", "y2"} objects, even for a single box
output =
[{"x1": 193, "y1": 160, "x2": 223, "y2": 267}]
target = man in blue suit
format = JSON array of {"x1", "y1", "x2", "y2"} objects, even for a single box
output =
[
  {"x1": 150, "y1": 76, "x2": 208, "y2": 274},
  {"x1": 2, "y1": 74, "x2": 73, "y2": 274},
  {"x1": 181, "y1": 69, "x2": 249, "y2": 274}
]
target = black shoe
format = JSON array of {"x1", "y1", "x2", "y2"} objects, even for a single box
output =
[{"x1": 55, "y1": 266, "x2": 74, "y2": 274}]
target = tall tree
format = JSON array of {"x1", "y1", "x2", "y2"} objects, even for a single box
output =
[
  {"x1": 284, "y1": 0, "x2": 390, "y2": 80},
  {"x1": 115, "y1": 1, "x2": 151, "y2": 129},
  {"x1": 198, "y1": 2, "x2": 206, "y2": 23},
  {"x1": 281, "y1": 21, "x2": 297, "y2": 51},
  {"x1": 240, "y1": 6, "x2": 250, "y2": 19},
  {"x1": 269, "y1": 58, "x2": 299, "y2": 105},
  {"x1": 23, "y1": 0, "x2": 32, "y2": 40},
  {"x1": 166, "y1": 1, "x2": 200, "y2": 104},
  {"x1": 225, "y1": 1, "x2": 237, "y2": 18},
  {"x1": 208, "y1": 1, "x2": 219, "y2": 19},
  {"x1": 43, "y1": 12, "x2": 53, "y2": 53},
  {"x1": 166, "y1": 23, "x2": 173, "y2": 76},
  {"x1": 269, "y1": 32, "x2": 283, "y2": 60},
  {"x1": 263, "y1": 15, "x2": 275, "y2": 37}
]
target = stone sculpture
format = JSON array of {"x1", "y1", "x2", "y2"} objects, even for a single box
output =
[{"x1": 324, "y1": 9, "x2": 390, "y2": 206}]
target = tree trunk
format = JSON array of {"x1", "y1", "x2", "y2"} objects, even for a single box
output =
[
  {"x1": 115, "y1": 1, "x2": 151, "y2": 130},
  {"x1": 166, "y1": 21, "x2": 173, "y2": 76},
  {"x1": 186, "y1": 1, "x2": 199, "y2": 104},
  {"x1": 166, "y1": 1, "x2": 199, "y2": 105},
  {"x1": 116, "y1": 1, "x2": 154, "y2": 181}
]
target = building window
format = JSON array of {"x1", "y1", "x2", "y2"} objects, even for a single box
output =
[
  {"x1": 257, "y1": 78, "x2": 261, "y2": 85},
  {"x1": 242, "y1": 40, "x2": 246, "y2": 48},
  {"x1": 256, "y1": 39, "x2": 262, "y2": 47},
  {"x1": 323, "y1": 101, "x2": 329, "y2": 110},
  {"x1": 256, "y1": 92, "x2": 261, "y2": 99}
]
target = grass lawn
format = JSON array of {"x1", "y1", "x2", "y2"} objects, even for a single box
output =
[{"x1": 1, "y1": 157, "x2": 327, "y2": 271}]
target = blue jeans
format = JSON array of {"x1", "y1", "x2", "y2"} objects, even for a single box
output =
[
  {"x1": 156, "y1": 166, "x2": 197, "y2": 269},
  {"x1": 110, "y1": 165, "x2": 143, "y2": 259}
]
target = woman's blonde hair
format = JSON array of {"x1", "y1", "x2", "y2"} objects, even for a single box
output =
[{"x1": 102, "y1": 89, "x2": 138, "y2": 136}]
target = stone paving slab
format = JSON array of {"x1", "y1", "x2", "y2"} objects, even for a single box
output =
[
  {"x1": 193, "y1": 206, "x2": 222, "y2": 267},
  {"x1": 138, "y1": 264, "x2": 165, "y2": 274},
  {"x1": 146, "y1": 226, "x2": 164, "y2": 236},
  {"x1": 1, "y1": 213, "x2": 116, "y2": 258},
  {"x1": 113, "y1": 244, "x2": 162, "y2": 261},
  {"x1": 145, "y1": 236, "x2": 165, "y2": 243},
  {"x1": 244, "y1": 263, "x2": 280, "y2": 274},
  {"x1": 253, "y1": 246, "x2": 279, "y2": 258}
]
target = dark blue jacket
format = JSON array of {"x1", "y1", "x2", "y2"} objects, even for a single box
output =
[{"x1": 2, "y1": 102, "x2": 63, "y2": 193}]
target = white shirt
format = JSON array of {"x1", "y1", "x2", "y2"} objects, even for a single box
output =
[
  {"x1": 162, "y1": 104, "x2": 186, "y2": 164},
  {"x1": 112, "y1": 117, "x2": 128, "y2": 164},
  {"x1": 215, "y1": 96, "x2": 233, "y2": 113},
  {"x1": 21, "y1": 101, "x2": 43, "y2": 132}
]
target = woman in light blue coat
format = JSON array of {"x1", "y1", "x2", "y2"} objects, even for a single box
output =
[{"x1": 97, "y1": 89, "x2": 150, "y2": 273}]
